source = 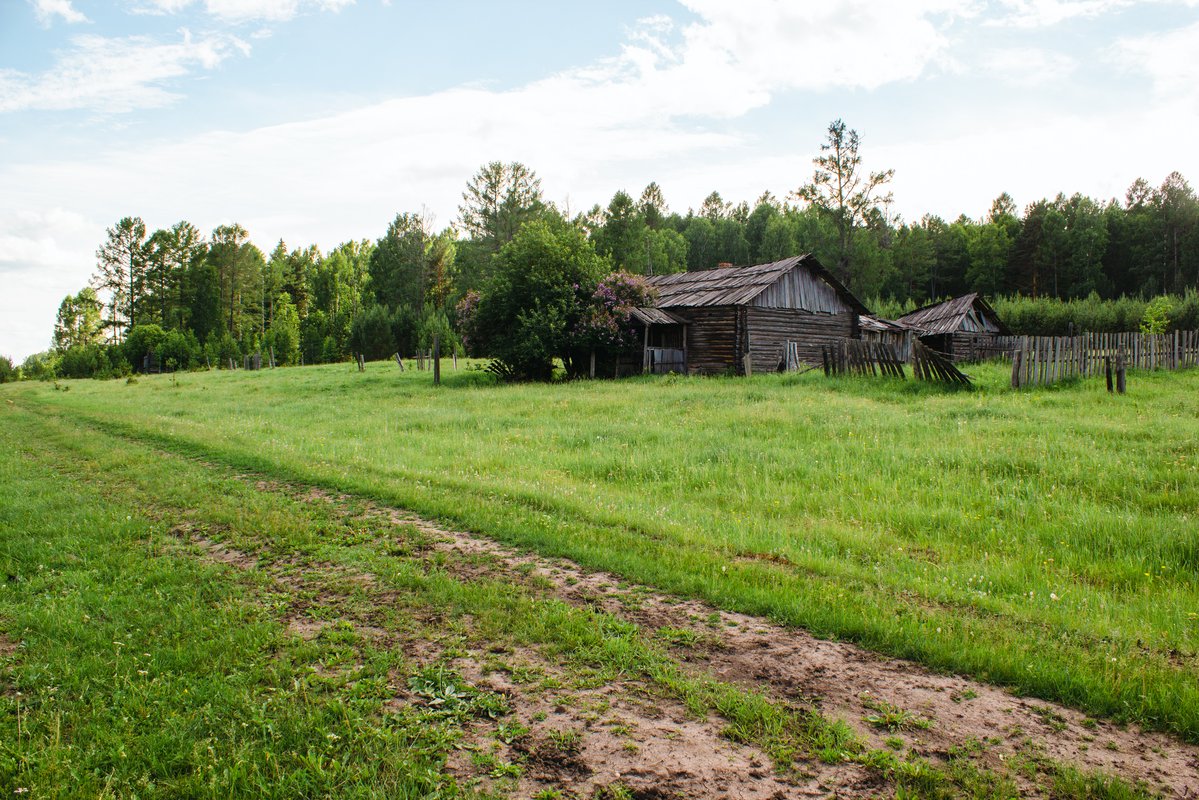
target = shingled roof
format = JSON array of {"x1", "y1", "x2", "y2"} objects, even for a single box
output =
[
  {"x1": 858, "y1": 315, "x2": 909, "y2": 334},
  {"x1": 643, "y1": 255, "x2": 869, "y2": 314},
  {"x1": 895, "y1": 293, "x2": 1010, "y2": 336}
]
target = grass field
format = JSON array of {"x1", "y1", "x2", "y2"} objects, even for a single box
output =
[{"x1": 1, "y1": 360, "x2": 1197, "y2": 794}]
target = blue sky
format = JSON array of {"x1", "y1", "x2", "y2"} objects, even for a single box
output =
[{"x1": 2, "y1": 0, "x2": 1197, "y2": 360}]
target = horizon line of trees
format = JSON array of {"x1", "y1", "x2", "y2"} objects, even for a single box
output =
[{"x1": 6, "y1": 119, "x2": 1198, "y2": 382}]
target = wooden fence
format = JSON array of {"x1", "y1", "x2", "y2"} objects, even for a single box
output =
[
  {"x1": 820, "y1": 339, "x2": 970, "y2": 385},
  {"x1": 1010, "y1": 329, "x2": 1199, "y2": 388}
]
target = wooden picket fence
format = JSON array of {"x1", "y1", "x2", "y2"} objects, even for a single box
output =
[
  {"x1": 822, "y1": 339, "x2": 906, "y2": 378},
  {"x1": 821, "y1": 339, "x2": 970, "y2": 385},
  {"x1": 1010, "y1": 329, "x2": 1199, "y2": 388}
]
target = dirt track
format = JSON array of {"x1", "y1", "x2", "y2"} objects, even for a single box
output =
[{"x1": 226, "y1": 477, "x2": 1199, "y2": 798}]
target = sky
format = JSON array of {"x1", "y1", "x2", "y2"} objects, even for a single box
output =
[{"x1": 2, "y1": 0, "x2": 1197, "y2": 361}]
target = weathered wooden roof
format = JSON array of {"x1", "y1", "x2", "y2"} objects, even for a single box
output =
[
  {"x1": 643, "y1": 255, "x2": 869, "y2": 314},
  {"x1": 859, "y1": 315, "x2": 909, "y2": 333},
  {"x1": 895, "y1": 293, "x2": 1010, "y2": 336},
  {"x1": 630, "y1": 307, "x2": 686, "y2": 326}
]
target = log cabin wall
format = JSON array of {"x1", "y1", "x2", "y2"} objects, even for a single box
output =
[
  {"x1": 669, "y1": 306, "x2": 739, "y2": 375},
  {"x1": 745, "y1": 307, "x2": 857, "y2": 373},
  {"x1": 949, "y1": 331, "x2": 1003, "y2": 362}
]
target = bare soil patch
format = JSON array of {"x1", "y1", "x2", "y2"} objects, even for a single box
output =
[
  {"x1": 167, "y1": 493, "x2": 884, "y2": 798},
  {"x1": 182, "y1": 474, "x2": 1199, "y2": 797},
  {"x1": 0, "y1": 636, "x2": 16, "y2": 659},
  {"x1": 278, "y1": 483, "x2": 1199, "y2": 798},
  {"x1": 446, "y1": 653, "x2": 875, "y2": 799}
]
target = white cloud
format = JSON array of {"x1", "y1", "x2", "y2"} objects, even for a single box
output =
[
  {"x1": 628, "y1": 0, "x2": 970, "y2": 102},
  {"x1": 980, "y1": 46, "x2": 1077, "y2": 85},
  {"x1": 1112, "y1": 20, "x2": 1199, "y2": 102},
  {"x1": 0, "y1": 30, "x2": 249, "y2": 113},
  {"x1": 990, "y1": 0, "x2": 1199, "y2": 27},
  {"x1": 0, "y1": 208, "x2": 103, "y2": 361},
  {"x1": 31, "y1": 0, "x2": 89, "y2": 26},
  {"x1": 133, "y1": 0, "x2": 354, "y2": 22},
  {"x1": 990, "y1": 0, "x2": 1130, "y2": 27}
]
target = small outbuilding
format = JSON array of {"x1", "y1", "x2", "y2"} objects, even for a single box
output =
[
  {"x1": 858, "y1": 315, "x2": 914, "y2": 361},
  {"x1": 895, "y1": 293, "x2": 1011, "y2": 362},
  {"x1": 634, "y1": 255, "x2": 869, "y2": 375}
]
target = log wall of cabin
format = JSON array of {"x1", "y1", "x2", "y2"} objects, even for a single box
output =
[
  {"x1": 745, "y1": 307, "x2": 857, "y2": 372},
  {"x1": 948, "y1": 331, "x2": 1004, "y2": 362},
  {"x1": 668, "y1": 306, "x2": 739, "y2": 375}
]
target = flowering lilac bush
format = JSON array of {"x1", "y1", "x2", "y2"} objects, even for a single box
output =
[
  {"x1": 574, "y1": 271, "x2": 657, "y2": 353},
  {"x1": 455, "y1": 290, "x2": 482, "y2": 356}
]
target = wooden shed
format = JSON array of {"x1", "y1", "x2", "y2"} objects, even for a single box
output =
[
  {"x1": 635, "y1": 255, "x2": 869, "y2": 375},
  {"x1": 859, "y1": 315, "x2": 913, "y2": 361},
  {"x1": 895, "y1": 293, "x2": 1011, "y2": 362}
]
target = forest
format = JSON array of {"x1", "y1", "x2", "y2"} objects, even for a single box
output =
[{"x1": 6, "y1": 120, "x2": 1199, "y2": 382}]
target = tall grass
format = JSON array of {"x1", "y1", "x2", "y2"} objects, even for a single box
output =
[{"x1": 6, "y1": 360, "x2": 1198, "y2": 741}]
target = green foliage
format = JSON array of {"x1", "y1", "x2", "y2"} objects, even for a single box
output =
[
  {"x1": 369, "y1": 212, "x2": 430, "y2": 310},
  {"x1": 988, "y1": 292, "x2": 1199, "y2": 335},
  {"x1": 0, "y1": 355, "x2": 14, "y2": 383},
  {"x1": 122, "y1": 324, "x2": 167, "y2": 368},
  {"x1": 62, "y1": 162, "x2": 1199, "y2": 377},
  {"x1": 265, "y1": 292, "x2": 301, "y2": 365},
  {"x1": 349, "y1": 305, "x2": 395, "y2": 361},
  {"x1": 407, "y1": 666, "x2": 510, "y2": 721},
  {"x1": 472, "y1": 217, "x2": 606, "y2": 380},
  {"x1": 458, "y1": 161, "x2": 545, "y2": 252},
  {"x1": 19, "y1": 351, "x2": 58, "y2": 381},
  {"x1": 53, "y1": 287, "x2": 104, "y2": 351},
  {"x1": 186, "y1": 259, "x2": 221, "y2": 343},
  {"x1": 415, "y1": 304, "x2": 458, "y2": 355},
  {"x1": 158, "y1": 328, "x2": 202, "y2": 371},
  {"x1": 683, "y1": 216, "x2": 717, "y2": 270},
  {"x1": 56, "y1": 344, "x2": 108, "y2": 379},
  {"x1": 797, "y1": 119, "x2": 894, "y2": 291},
  {"x1": 93, "y1": 216, "x2": 148, "y2": 342},
  {"x1": 1140, "y1": 295, "x2": 1174, "y2": 335},
  {"x1": 211, "y1": 331, "x2": 242, "y2": 368}
]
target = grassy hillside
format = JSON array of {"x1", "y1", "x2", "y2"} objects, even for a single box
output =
[{"x1": 4, "y1": 361, "x2": 1197, "y2": 743}]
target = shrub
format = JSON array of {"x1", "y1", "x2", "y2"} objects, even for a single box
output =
[
  {"x1": 572, "y1": 271, "x2": 656, "y2": 367},
  {"x1": 58, "y1": 344, "x2": 107, "y2": 379},
  {"x1": 122, "y1": 325, "x2": 167, "y2": 370},
  {"x1": 1141, "y1": 296, "x2": 1174, "y2": 335},
  {"x1": 471, "y1": 217, "x2": 606, "y2": 380},
  {"x1": 158, "y1": 329, "x2": 202, "y2": 371},
  {"x1": 212, "y1": 332, "x2": 242, "y2": 368},
  {"x1": 20, "y1": 351, "x2": 60, "y2": 381},
  {"x1": 349, "y1": 305, "x2": 395, "y2": 361},
  {"x1": 0, "y1": 356, "x2": 14, "y2": 383},
  {"x1": 265, "y1": 293, "x2": 301, "y2": 366}
]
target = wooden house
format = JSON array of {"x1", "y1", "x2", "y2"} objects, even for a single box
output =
[
  {"x1": 859, "y1": 315, "x2": 913, "y2": 360},
  {"x1": 634, "y1": 255, "x2": 869, "y2": 375},
  {"x1": 895, "y1": 293, "x2": 1011, "y2": 362}
]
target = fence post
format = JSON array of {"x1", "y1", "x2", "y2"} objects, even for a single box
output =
[
  {"x1": 433, "y1": 335, "x2": 441, "y2": 386},
  {"x1": 1116, "y1": 352, "x2": 1126, "y2": 394},
  {"x1": 1011, "y1": 349, "x2": 1022, "y2": 389}
]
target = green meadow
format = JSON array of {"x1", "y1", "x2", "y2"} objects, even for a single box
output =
[{"x1": 3, "y1": 360, "x2": 1198, "y2": 750}]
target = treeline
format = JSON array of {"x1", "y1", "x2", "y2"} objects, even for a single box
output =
[{"x1": 9, "y1": 121, "x2": 1199, "y2": 381}]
